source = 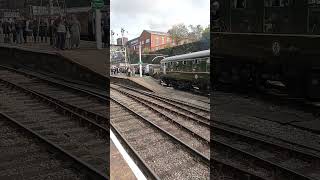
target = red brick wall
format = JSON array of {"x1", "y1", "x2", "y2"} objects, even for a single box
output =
[
  {"x1": 139, "y1": 31, "x2": 151, "y2": 52},
  {"x1": 150, "y1": 34, "x2": 173, "y2": 51}
]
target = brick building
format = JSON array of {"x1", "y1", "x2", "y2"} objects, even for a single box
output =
[
  {"x1": 127, "y1": 37, "x2": 139, "y2": 52},
  {"x1": 127, "y1": 30, "x2": 175, "y2": 53}
]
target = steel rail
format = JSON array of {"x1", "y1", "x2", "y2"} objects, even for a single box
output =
[
  {"x1": 111, "y1": 85, "x2": 210, "y2": 127},
  {"x1": 112, "y1": 86, "x2": 319, "y2": 179},
  {"x1": 111, "y1": 86, "x2": 210, "y2": 144},
  {"x1": 113, "y1": 83, "x2": 210, "y2": 112},
  {"x1": 0, "y1": 112, "x2": 108, "y2": 180},
  {"x1": 110, "y1": 97, "x2": 210, "y2": 165}
]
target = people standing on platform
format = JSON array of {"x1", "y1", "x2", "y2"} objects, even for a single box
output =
[
  {"x1": 49, "y1": 19, "x2": 55, "y2": 46},
  {"x1": 70, "y1": 15, "x2": 81, "y2": 49},
  {"x1": 10, "y1": 19, "x2": 16, "y2": 44},
  {"x1": 56, "y1": 17, "x2": 67, "y2": 50},
  {"x1": 65, "y1": 26, "x2": 71, "y2": 49},
  {"x1": 25, "y1": 19, "x2": 32, "y2": 43},
  {"x1": 3, "y1": 19, "x2": 10, "y2": 43},
  {"x1": 39, "y1": 19, "x2": 46, "y2": 43},
  {"x1": 15, "y1": 18, "x2": 24, "y2": 44},
  {"x1": 0, "y1": 20, "x2": 4, "y2": 43},
  {"x1": 32, "y1": 19, "x2": 38, "y2": 43},
  {"x1": 22, "y1": 18, "x2": 27, "y2": 43}
]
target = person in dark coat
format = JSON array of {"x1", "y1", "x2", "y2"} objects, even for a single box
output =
[{"x1": 32, "y1": 19, "x2": 38, "y2": 43}]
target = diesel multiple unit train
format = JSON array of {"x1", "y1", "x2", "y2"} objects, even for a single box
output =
[
  {"x1": 213, "y1": 0, "x2": 320, "y2": 99},
  {"x1": 160, "y1": 50, "x2": 210, "y2": 92}
]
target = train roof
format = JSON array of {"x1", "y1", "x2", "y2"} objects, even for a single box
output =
[{"x1": 161, "y1": 50, "x2": 210, "y2": 63}]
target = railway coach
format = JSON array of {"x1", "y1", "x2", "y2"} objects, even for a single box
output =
[
  {"x1": 213, "y1": 0, "x2": 320, "y2": 99},
  {"x1": 160, "y1": 50, "x2": 210, "y2": 92}
]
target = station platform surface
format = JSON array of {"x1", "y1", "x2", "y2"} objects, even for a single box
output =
[
  {"x1": 0, "y1": 41, "x2": 108, "y2": 77},
  {"x1": 110, "y1": 140, "x2": 137, "y2": 180}
]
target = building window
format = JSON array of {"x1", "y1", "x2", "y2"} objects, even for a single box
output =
[
  {"x1": 162, "y1": 37, "x2": 165, "y2": 44},
  {"x1": 142, "y1": 41, "x2": 144, "y2": 45},
  {"x1": 146, "y1": 39, "x2": 150, "y2": 44},
  {"x1": 156, "y1": 37, "x2": 159, "y2": 45},
  {"x1": 167, "y1": 37, "x2": 170, "y2": 43}
]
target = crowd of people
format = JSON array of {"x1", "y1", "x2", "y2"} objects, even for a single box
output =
[
  {"x1": 111, "y1": 66, "x2": 137, "y2": 77},
  {"x1": 0, "y1": 15, "x2": 81, "y2": 50}
]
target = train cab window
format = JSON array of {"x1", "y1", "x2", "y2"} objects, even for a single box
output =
[
  {"x1": 183, "y1": 61, "x2": 187, "y2": 65},
  {"x1": 232, "y1": 0, "x2": 246, "y2": 9}
]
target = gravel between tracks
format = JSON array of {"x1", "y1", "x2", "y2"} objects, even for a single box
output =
[
  {"x1": 0, "y1": 119, "x2": 86, "y2": 179},
  {"x1": 0, "y1": 83, "x2": 108, "y2": 173},
  {"x1": 0, "y1": 69, "x2": 107, "y2": 118},
  {"x1": 111, "y1": 89, "x2": 210, "y2": 157},
  {"x1": 110, "y1": 100, "x2": 209, "y2": 180}
]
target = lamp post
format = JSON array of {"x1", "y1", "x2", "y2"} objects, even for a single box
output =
[
  {"x1": 92, "y1": 0, "x2": 104, "y2": 49},
  {"x1": 139, "y1": 42, "x2": 142, "y2": 77}
]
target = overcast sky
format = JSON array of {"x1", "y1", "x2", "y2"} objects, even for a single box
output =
[{"x1": 110, "y1": 0, "x2": 210, "y2": 41}]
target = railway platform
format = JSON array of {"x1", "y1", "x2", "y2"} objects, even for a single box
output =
[
  {"x1": 215, "y1": 91, "x2": 320, "y2": 151},
  {"x1": 110, "y1": 140, "x2": 137, "y2": 180},
  {"x1": 0, "y1": 41, "x2": 108, "y2": 78}
]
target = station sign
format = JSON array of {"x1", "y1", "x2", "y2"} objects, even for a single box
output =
[
  {"x1": 0, "y1": 10, "x2": 20, "y2": 18},
  {"x1": 92, "y1": 0, "x2": 105, "y2": 9},
  {"x1": 31, "y1": 6, "x2": 61, "y2": 16}
]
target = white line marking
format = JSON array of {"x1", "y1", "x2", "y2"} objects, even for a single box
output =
[{"x1": 110, "y1": 129, "x2": 147, "y2": 180}]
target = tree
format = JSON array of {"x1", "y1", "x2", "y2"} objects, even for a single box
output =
[
  {"x1": 201, "y1": 26, "x2": 210, "y2": 43},
  {"x1": 168, "y1": 23, "x2": 189, "y2": 45},
  {"x1": 188, "y1": 25, "x2": 204, "y2": 41}
]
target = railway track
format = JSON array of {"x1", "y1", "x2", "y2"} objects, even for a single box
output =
[
  {"x1": 0, "y1": 74, "x2": 109, "y2": 178},
  {"x1": 2, "y1": 64, "x2": 320, "y2": 179},
  {"x1": 0, "y1": 112, "x2": 107, "y2": 180},
  {"x1": 112, "y1": 83, "x2": 320, "y2": 179},
  {"x1": 110, "y1": 98, "x2": 209, "y2": 179}
]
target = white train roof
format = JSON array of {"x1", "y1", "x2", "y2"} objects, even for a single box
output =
[{"x1": 161, "y1": 50, "x2": 210, "y2": 63}]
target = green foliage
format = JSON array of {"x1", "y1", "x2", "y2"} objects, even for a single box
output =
[
  {"x1": 201, "y1": 26, "x2": 210, "y2": 43},
  {"x1": 188, "y1": 25, "x2": 204, "y2": 41},
  {"x1": 137, "y1": 40, "x2": 209, "y2": 65},
  {"x1": 167, "y1": 23, "x2": 189, "y2": 45}
]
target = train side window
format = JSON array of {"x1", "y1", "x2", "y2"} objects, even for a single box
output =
[
  {"x1": 183, "y1": 61, "x2": 187, "y2": 65},
  {"x1": 232, "y1": 0, "x2": 246, "y2": 8}
]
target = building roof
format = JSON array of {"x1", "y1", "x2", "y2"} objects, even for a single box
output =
[
  {"x1": 145, "y1": 30, "x2": 169, "y2": 36},
  {"x1": 128, "y1": 37, "x2": 139, "y2": 42}
]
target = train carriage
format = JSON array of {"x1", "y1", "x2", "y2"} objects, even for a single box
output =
[
  {"x1": 160, "y1": 50, "x2": 210, "y2": 91},
  {"x1": 213, "y1": 0, "x2": 320, "y2": 99}
]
